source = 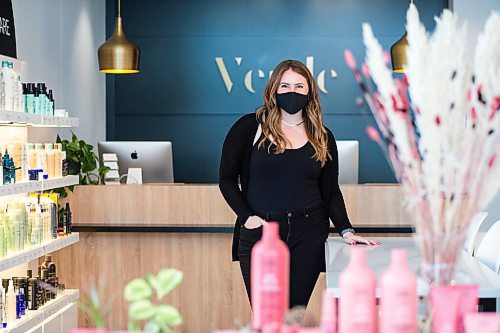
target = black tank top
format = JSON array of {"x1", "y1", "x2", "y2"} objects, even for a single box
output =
[{"x1": 246, "y1": 136, "x2": 322, "y2": 212}]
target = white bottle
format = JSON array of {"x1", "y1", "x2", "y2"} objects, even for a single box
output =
[
  {"x1": 0, "y1": 286, "x2": 3, "y2": 326},
  {"x1": 6, "y1": 280, "x2": 16, "y2": 324},
  {"x1": 32, "y1": 205, "x2": 42, "y2": 245},
  {"x1": 16, "y1": 75, "x2": 23, "y2": 113},
  {"x1": 5, "y1": 62, "x2": 14, "y2": 111},
  {"x1": 8, "y1": 63, "x2": 16, "y2": 112},
  {"x1": 0, "y1": 61, "x2": 10, "y2": 110}
]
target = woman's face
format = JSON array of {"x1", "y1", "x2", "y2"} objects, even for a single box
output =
[{"x1": 277, "y1": 69, "x2": 309, "y2": 96}]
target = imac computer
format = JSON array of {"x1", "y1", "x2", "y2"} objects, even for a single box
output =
[
  {"x1": 336, "y1": 140, "x2": 359, "y2": 184},
  {"x1": 98, "y1": 141, "x2": 174, "y2": 183}
]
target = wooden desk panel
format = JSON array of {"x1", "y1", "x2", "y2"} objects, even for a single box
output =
[{"x1": 68, "y1": 184, "x2": 410, "y2": 227}]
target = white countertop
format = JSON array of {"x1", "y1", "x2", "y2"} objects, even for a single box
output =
[{"x1": 325, "y1": 237, "x2": 500, "y2": 298}]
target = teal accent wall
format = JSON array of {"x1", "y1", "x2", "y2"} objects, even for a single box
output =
[{"x1": 106, "y1": 0, "x2": 447, "y2": 183}]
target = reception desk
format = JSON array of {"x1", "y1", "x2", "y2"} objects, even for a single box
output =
[{"x1": 52, "y1": 184, "x2": 409, "y2": 332}]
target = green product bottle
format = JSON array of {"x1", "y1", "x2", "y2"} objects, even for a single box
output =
[
  {"x1": 25, "y1": 83, "x2": 35, "y2": 114},
  {"x1": 2, "y1": 213, "x2": 11, "y2": 255},
  {"x1": 28, "y1": 204, "x2": 35, "y2": 245},
  {"x1": 0, "y1": 211, "x2": 5, "y2": 258}
]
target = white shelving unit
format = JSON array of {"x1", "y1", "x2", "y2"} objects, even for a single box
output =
[
  {"x1": 0, "y1": 53, "x2": 80, "y2": 333},
  {"x1": 1, "y1": 289, "x2": 79, "y2": 333},
  {"x1": 0, "y1": 110, "x2": 79, "y2": 127},
  {"x1": 0, "y1": 175, "x2": 79, "y2": 197},
  {"x1": 0, "y1": 233, "x2": 79, "y2": 272}
]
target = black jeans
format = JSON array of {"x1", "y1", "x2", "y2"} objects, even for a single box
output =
[{"x1": 238, "y1": 203, "x2": 330, "y2": 309}]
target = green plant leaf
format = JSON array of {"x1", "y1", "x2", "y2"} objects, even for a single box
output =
[
  {"x1": 144, "y1": 320, "x2": 164, "y2": 333},
  {"x1": 128, "y1": 320, "x2": 140, "y2": 331},
  {"x1": 154, "y1": 305, "x2": 183, "y2": 326},
  {"x1": 56, "y1": 134, "x2": 62, "y2": 144},
  {"x1": 155, "y1": 269, "x2": 184, "y2": 298},
  {"x1": 128, "y1": 300, "x2": 157, "y2": 321},
  {"x1": 99, "y1": 166, "x2": 111, "y2": 176},
  {"x1": 124, "y1": 278, "x2": 153, "y2": 302}
]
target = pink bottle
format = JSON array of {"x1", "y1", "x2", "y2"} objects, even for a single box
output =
[
  {"x1": 338, "y1": 247, "x2": 376, "y2": 333},
  {"x1": 251, "y1": 222, "x2": 290, "y2": 330},
  {"x1": 380, "y1": 248, "x2": 417, "y2": 333},
  {"x1": 320, "y1": 289, "x2": 337, "y2": 333}
]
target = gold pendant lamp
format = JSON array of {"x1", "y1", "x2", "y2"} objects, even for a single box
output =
[
  {"x1": 98, "y1": 0, "x2": 140, "y2": 74},
  {"x1": 390, "y1": 0, "x2": 412, "y2": 73},
  {"x1": 390, "y1": 32, "x2": 408, "y2": 73}
]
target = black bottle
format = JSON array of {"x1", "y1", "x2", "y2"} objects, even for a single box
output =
[
  {"x1": 2, "y1": 279, "x2": 9, "y2": 295},
  {"x1": 50, "y1": 203, "x2": 58, "y2": 239},
  {"x1": 42, "y1": 255, "x2": 57, "y2": 299},
  {"x1": 41, "y1": 268, "x2": 52, "y2": 301},
  {"x1": 37, "y1": 267, "x2": 45, "y2": 306},
  {"x1": 64, "y1": 203, "x2": 72, "y2": 234},
  {"x1": 26, "y1": 270, "x2": 38, "y2": 311}
]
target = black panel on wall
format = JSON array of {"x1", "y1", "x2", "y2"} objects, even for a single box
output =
[{"x1": 106, "y1": 0, "x2": 447, "y2": 183}]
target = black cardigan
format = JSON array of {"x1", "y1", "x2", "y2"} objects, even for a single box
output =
[{"x1": 219, "y1": 113, "x2": 353, "y2": 261}]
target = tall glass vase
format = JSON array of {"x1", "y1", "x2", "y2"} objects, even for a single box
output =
[{"x1": 412, "y1": 212, "x2": 468, "y2": 333}]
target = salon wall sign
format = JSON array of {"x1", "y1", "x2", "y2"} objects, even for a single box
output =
[
  {"x1": 215, "y1": 56, "x2": 338, "y2": 94},
  {"x1": 0, "y1": 0, "x2": 17, "y2": 58}
]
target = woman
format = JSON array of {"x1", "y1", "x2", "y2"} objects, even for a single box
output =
[{"x1": 219, "y1": 60, "x2": 379, "y2": 308}]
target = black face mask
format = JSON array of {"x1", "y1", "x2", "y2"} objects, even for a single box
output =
[{"x1": 276, "y1": 92, "x2": 309, "y2": 115}]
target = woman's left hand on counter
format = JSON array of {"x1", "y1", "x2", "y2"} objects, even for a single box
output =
[{"x1": 343, "y1": 232, "x2": 380, "y2": 246}]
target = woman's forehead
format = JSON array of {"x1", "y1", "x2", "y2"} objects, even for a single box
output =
[{"x1": 280, "y1": 69, "x2": 307, "y2": 84}]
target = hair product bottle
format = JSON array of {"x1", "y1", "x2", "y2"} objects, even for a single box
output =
[
  {"x1": 251, "y1": 222, "x2": 289, "y2": 331},
  {"x1": 54, "y1": 143, "x2": 62, "y2": 178},
  {"x1": 339, "y1": 247, "x2": 376, "y2": 333},
  {"x1": 41, "y1": 255, "x2": 57, "y2": 299},
  {"x1": 45, "y1": 143, "x2": 55, "y2": 179},
  {"x1": 320, "y1": 289, "x2": 337, "y2": 333},
  {"x1": 0, "y1": 210, "x2": 5, "y2": 257},
  {"x1": 37, "y1": 83, "x2": 46, "y2": 116},
  {"x1": 64, "y1": 203, "x2": 72, "y2": 234},
  {"x1": 380, "y1": 249, "x2": 417, "y2": 333},
  {"x1": 25, "y1": 83, "x2": 35, "y2": 114},
  {"x1": 6, "y1": 280, "x2": 16, "y2": 325},
  {"x1": 0, "y1": 286, "x2": 3, "y2": 328}
]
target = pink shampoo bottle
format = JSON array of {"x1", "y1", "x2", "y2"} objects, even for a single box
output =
[
  {"x1": 339, "y1": 247, "x2": 376, "y2": 333},
  {"x1": 251, "y1": 222, "x2": 290, "y2": 330},
  {"x1": 320, "y1": 289, "x2": 337, "y2": 333},
  {"x1": 380, "y1": 248, "x2": 417, "y2": 333}
]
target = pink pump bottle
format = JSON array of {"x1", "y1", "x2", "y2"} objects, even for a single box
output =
[
  {"x1": 380, "y1": 248, "x2": 417, "y2": 333},
  {"x1": 339, "y1": 247, "x2": 376, "y2": 333},
  {"x1": 320, "y1": 289, "x2": 337, "y2": 333},
  {"x1": 251, "y1": 222, "x2": 290, "y2": 330}
]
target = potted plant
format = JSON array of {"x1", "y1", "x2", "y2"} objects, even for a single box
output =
[
  {"x1": 51, "y1": 132, "x2": 110, "y2": 221},
  {"x1": 71, "y1": 282, "x2": 113, "y2": 333},
  {"x1": 54, "y1": 132, "x2": 110, "y2": 199},
  {"x1": 124, "y1": 268, "x2": 184, "y2": 333}
]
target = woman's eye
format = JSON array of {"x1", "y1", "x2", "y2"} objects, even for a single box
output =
[{"x1": 280, "y1": 84, "x2": 289, "y2": 88}]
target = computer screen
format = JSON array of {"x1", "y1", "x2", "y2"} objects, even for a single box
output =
[
  {"x1": 98, "y1": 141, "x2": 174, "y2": 183},
  {"x1": 336, "y1": 140, "x2": 359, "y2": 184}
]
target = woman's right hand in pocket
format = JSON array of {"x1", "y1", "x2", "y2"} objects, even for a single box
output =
[{"x1": 244, "y1": 215, "x2": 267, "y2": 229}]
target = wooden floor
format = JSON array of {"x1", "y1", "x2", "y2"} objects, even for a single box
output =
[{"x1": 53, "y1": 231, "x2": 328, "y2": 332}]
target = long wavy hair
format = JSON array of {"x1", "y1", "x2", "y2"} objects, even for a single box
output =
[{"x1": 256, "y1": 60, "x2": 331, "y2": 162}]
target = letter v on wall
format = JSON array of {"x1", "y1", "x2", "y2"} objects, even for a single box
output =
[{"x1": 215, "y1": 57, "x2": 233, "y2": 93}]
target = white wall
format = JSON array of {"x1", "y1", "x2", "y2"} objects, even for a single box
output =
[
  {"x1": 12, "y1": 0, "x2": 106, "y2": 149},
  {"x1": 453, "y1": 0, "x2": 500, "y2": 228},
  {"x1": 453, "y1": 0, "x2": 500, "y2": 60}
]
